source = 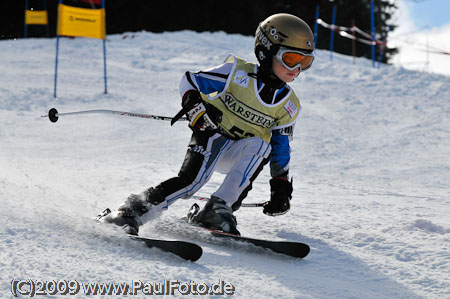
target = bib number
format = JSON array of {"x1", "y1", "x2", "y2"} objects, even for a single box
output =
[{"x1": 229, "y1": 126, "x2": 255, "y2": 139}]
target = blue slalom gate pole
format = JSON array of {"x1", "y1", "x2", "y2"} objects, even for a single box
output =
[
  {"x1": 370, "y1": 0, "x2": 376, "y2": 68},
  {"x1": 329, "y1": 5, "x2": 337, "y2": 61},
  {"x1": 44, "y1": 0, "x2": 49, "y2": 37},
  {"x1": 102, "y1": 0, "x2": 107, "y2": 94},
  {"x1": 53, "y1": 0, "x2": 63, "y2": 98},
  {"x1": 103, "y1": 39, "x2": 107, "y2": 94},
  {"x1": 377, "y1": 25, "x2": 391, "y2": 69},
  {"x1": 53, "y1": 36, "x2": 60, "y2": 98},
  {"x1": 24, "y1": 0, "x2": 29, "y2": 38},
  {"x1": 314, "y1": 5, "x2": 320, "y2": 50}
]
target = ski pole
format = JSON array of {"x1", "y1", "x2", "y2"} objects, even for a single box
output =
[
  {"x1": 41, "y1": 108, "x2": 187, "y2": 123},
  {"x1": 240, "y1": 202, "x2": 265, "y2": 207},
  {"x1": 192, "y1": 196, "x2": 265, "y2": 207}
]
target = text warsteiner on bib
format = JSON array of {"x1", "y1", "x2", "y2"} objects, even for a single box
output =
[{"x1": 201, "y1": 55, "x2": 301, "y2": 141}]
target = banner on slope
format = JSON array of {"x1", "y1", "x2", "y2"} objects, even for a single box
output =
[{"x1": 57, "y1": 3, "x2": 105, "y2": 39}]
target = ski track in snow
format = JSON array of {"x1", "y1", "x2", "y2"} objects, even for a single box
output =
[{"x1": 1, "y1": 31, "x2": 449, "y2": 298}]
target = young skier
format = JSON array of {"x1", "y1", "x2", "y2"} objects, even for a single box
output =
[{"x1": 98, "y1": 13, "x2": 315, "y2": 236}]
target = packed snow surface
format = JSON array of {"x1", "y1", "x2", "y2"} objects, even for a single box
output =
[{"x1": 1, "y1": 31, "x2": 449, "y2": 298}]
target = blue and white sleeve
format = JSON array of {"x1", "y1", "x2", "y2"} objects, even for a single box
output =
[
  {"x1": 270, "y1": 125, "x2": 295, "y2": 179},
  {"x1": 179, "y1": 62, "x2": 232, "y2": 97}
]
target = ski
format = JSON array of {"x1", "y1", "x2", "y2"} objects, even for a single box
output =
[
  {"x1": 186, "y1": 203, "x2": 309, "y2": 258},
  {"x1": 129, "y1": 236, "x2": 203, "y2": 262},
  {"x1": 205, "y1": 228, "x2": 310, "y2": 258},
  {"x1": 96, "y1": 208, "x2": 202, "y2": 262}
]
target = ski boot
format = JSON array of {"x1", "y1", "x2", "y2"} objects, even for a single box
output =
[
  {"x1": 96, "y1": 187, "x2": 165, "y2": 235},
  {"x1": 96, "y1": 207, "x2": 141, "y2": 235},
  {"x1": 188, "y1": 196, "x2": 240, "y2": 236}
]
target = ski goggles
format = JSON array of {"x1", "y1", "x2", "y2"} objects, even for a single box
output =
[{"x1": 275, "y1": 47, "x2": 315, "y2": 71}]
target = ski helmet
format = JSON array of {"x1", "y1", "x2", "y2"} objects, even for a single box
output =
[{"x1": 255, "y1": 13, "x2": 315, "y2": 70}]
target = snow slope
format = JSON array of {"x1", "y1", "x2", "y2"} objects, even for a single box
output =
[{"x1": 1, "y1": 31, "x2": 449, "y2": 298}]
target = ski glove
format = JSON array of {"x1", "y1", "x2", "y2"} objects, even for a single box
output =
[
  {"x1": 263, "y1": 178, "x2": 293, "y2": 216},
  {"x1": 182, "y1": 90, "x2": 222, "y2": 132}
]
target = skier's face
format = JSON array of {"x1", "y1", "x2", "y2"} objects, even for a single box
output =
[{"x1": 272, "y1": 57, "x2": 300, "y2": 83}]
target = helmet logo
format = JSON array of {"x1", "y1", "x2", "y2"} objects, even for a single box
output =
[
  {"x1": 268, "y1": 26, "x2": 286, "y2": 43},
  {"x1": 256, "y1": 27, "x2": 273, "y2": 50},
  {"x1": 306, "y1": 40, "x2": 312, "y2": 48},
  {"x1": 258, "y1": 50, "x2": 266, "y2": 61},
  {"x1": 269, "y1": 28, "x2": 280, "y2": 40}
]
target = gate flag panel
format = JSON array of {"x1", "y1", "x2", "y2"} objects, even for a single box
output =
[{"x1": 57, "y1": 4, "x2": 105, "y2": 39}]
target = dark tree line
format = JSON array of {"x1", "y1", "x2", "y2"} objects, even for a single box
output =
[{"x1": 1, "y1": 0, "x2": 397, "y2": 63}]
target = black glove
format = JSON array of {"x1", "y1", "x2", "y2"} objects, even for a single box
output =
[
  {"x1": 263, "y1": 178, "x2": 293, "y2": 216},
  {"x1": 182, "y1": 90, "x2": 222, "y2": 131}
]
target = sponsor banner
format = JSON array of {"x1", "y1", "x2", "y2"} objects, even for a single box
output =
[
  {"x1": 25, "y1": 10, "x2": 48, "y2": 25},
  {"x1": 57, "y1": 4, "x2": 105, "y2": 39}
]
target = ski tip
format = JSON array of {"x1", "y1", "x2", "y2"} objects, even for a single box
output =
[
  {"x1": 188, "y1": 245, "x2": 203, "y2": 262},
  {"x1": 286, "y1": 242, "x2": 310, "y2": 258},
  {"x1": 300, "y1": 245, "x2": 310, "y2": 258},
  {"x1": 170, "y1": 240, "x2": 203, "y2": 262}
]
